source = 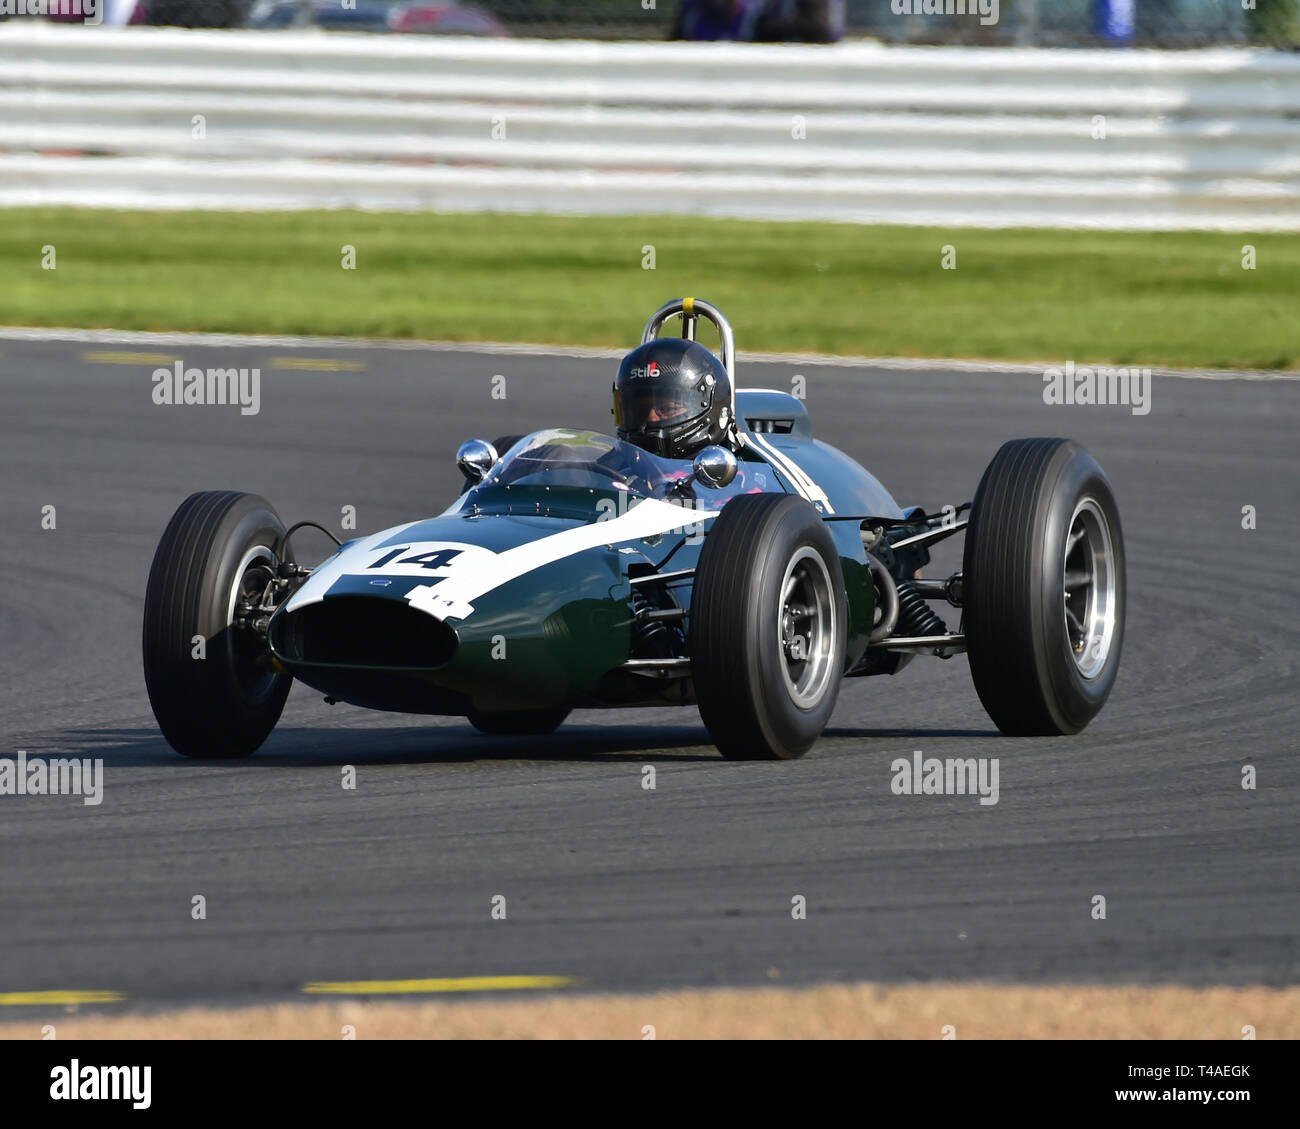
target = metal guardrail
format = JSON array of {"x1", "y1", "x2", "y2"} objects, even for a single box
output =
[{"x1": 1, "y1": 24, "x2": 1298, "y2": 228}]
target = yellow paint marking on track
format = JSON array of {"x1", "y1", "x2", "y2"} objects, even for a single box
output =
[
  {"x1": 0, "y1": 990, "x2": 126, "y2": 1006},
  {"x1": 270, "y1": 357, "x2": 366, "y2": 372},
  {"x1": 302, "y1": 976, "x2": 575, "y2": 996},
  {"x1": 82, "y1": 351, "x2": 178, "y2": 365}
]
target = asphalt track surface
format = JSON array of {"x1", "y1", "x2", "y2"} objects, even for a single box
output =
[{"x1": 1, "y1": 335, "x2": 1297, "y2": 1014}]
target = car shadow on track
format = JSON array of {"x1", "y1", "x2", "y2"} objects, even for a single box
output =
[
  {"x1": 54, "y1": 725, "x2": 725, "y2": 767},
  {"x1": 823, "y1": 726, "x2": 999, "y2": 740}
]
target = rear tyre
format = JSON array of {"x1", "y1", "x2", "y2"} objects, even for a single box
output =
[
  {"x1": 963, "y1": 438, "x2": 1125, "y2": 736},
  {"x1": 467, "y1": 707, "x2": 570, "y2": 736},
  {"x1": 143, "y1": 491, "x2": 293, "y2": 758},
  {"x1": 691, "y1": 493, "x2": 847, "y2": 760}
]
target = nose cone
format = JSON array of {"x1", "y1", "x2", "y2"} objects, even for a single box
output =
[
  {"x1": 422, "y1": 552, "x2": 634, "y2": 712},
  {"x1": 266, "y1": 510, "x2": 640, "y2": 715}
]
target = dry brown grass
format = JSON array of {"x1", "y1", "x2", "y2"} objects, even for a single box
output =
[{"x1": 0, "y1": 983, "x2": 1293, "y2": 1040}]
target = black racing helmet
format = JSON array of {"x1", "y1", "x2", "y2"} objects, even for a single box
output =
[{"x1": 612, "y1": 338, "x2": 733, "y2": 460}]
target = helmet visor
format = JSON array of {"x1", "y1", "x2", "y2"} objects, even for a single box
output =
[{"x1": 615, "y1": 367, "x2": 713, "y2": 432}]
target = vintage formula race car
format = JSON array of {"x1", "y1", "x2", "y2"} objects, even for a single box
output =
[{"x1": 143, "y1": 298, "x2": 1125, "y2": 760}]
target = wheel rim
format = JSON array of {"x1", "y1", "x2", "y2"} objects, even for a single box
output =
[
  {"x1": 1063, "y1": 498, "x2": 1117, "y2": 680},
  {"x1": 777, "y1": 547, "x2": 836, "y2": 710},
  {"x1": 226, "y1": 545, "x2": 280, "y2": 703}
]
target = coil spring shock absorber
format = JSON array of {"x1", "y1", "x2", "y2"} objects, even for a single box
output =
[
  {"x1": 894, "y1": 579, "x2": 948, "y2": 638},
  {"x1": 630, "y1": 586, "x2": 679, "y2": 658}
]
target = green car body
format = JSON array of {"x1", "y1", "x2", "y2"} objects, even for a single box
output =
[{"x1": 267, "y1": 394, "x2": 921, "y2": 717}]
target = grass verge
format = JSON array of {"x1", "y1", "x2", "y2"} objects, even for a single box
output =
[{"x1": 2, "y1": 209, "x2": 1297, "y2": 368}]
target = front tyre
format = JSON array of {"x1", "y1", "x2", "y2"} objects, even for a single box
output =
[
  {"x1": 143, "y1": 491, "x2": 293, "y2": 758},
  {"x1": 691, "y1": 493, "x2": 848, "y2": 760},
  {"x1": 963, "y1": 438, "x2": 1126, "y2": 736}
]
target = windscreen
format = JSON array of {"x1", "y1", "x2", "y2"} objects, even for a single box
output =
[{"x1": 478, "y1": 429, "x2": 774, "y2": 511}]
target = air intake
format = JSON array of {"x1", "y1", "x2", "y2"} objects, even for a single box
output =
[
  {"x1": 745, "y1": 418, "x2": 795, "y2": 434},
  {"x1": 271, "y1": 597, "x2": 457, "y2": 670}
]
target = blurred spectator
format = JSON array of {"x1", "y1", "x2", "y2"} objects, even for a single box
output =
[
  {"x1": 104, "y1": 0, "x2": 145, "y2": 23},
  {"x1": 669, "y1": 0, "x2": 761, "y2": 41},
  {"x1": 245, "y1": 0, "x2": 508, "y2": 33},
  {"x1": 753, "y1": 0, "x2": 842, "y2": 42},
  {"x1": 143, "y1": 0, "x2": 252, "y2": 26}
]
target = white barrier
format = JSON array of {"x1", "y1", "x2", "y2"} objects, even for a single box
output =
[{"x1": 2, "y1": 24, "x2": 1298, "y2": 228}]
